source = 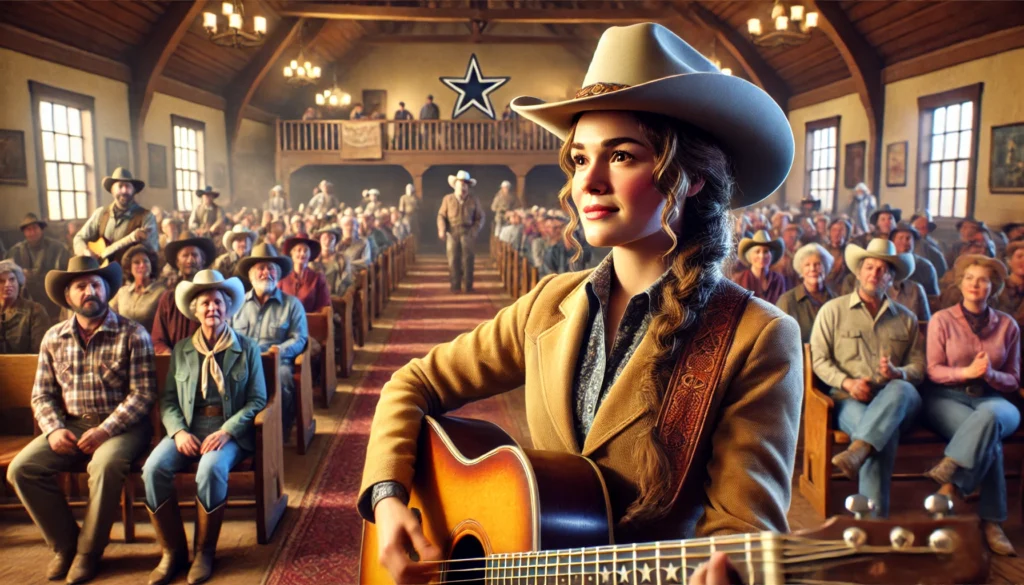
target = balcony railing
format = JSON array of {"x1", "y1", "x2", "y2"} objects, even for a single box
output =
[{"x1": 276, "y1": 119, "x2": 563, "y2": 153}]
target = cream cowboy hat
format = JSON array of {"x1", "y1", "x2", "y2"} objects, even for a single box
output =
[
  {"x1": 737, "y1": 230, "x2": 784, "y2": 265},
  {"x1": 844, "y1": 238, "x2": 915, "y2": 283},
  {"x1": 510, "y1": 22, "x2": 793, "y2": 209},
  {"x1": 448, "y1": 170, "x2": 477, "y2": 188},
  {"x1": 175, "y1": 269, "x2": 245, "y2": 322},
  {"x1": 222, "y1": 225, "x2": 257, "y2": 249}
]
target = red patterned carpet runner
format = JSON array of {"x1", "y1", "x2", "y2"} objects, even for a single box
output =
[{"x1": 266, "y1": 256, "x2": 522, "y2": 584}]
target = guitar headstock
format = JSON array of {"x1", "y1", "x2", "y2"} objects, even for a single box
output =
[{"x1": 786, "y1": 494, "x2": 989, "y2": 585}]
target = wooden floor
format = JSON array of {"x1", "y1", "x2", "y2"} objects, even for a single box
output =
[{"x1": 2, "y1": 258, "x2": 1023, "y2": 584}]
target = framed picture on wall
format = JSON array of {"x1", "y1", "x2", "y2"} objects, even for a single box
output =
[
  {"x1": 990, "y1": 122, "x2": 1024, "y2": 194},
  {"x1": 105, "y1": 138, "x2": 130, "y2": 175},
  {"x1": 147, "y1": 143, "x2": 168, "y2": 189},
  {"x1": 0, "y1": 129, "x2": 29, "y2": 185},
  {"x1": 886, "y1": 141, "x2": 908, "y2": 187},
  {"x1": 844, "y1": 141, "x2": 866, "y2": 188}
]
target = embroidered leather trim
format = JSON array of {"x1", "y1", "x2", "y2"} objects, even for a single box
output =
[
  {"x1": 574, "y1": 82, "x2": 632, "y2": 99},
  {"x1": 656, "y1": 279, "x2": 752, "y2": 509}
]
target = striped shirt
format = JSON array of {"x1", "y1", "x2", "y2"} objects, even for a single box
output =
[{"x1": 32, "y1": 308, "x2": 157, "y2": 436}]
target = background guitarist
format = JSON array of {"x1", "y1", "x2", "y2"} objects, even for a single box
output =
[{"x1": 73, "y1": 167, "x2": 159, "y2": 265}]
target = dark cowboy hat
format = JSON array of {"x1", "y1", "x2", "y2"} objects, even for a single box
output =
[
  {"x1": 19, "y1": 213, "x2": 47, "y2": 231},
  {"x1": 799, "y1": 197, "x2": 822, "y2": 211},
  {"x1": 910, "y1": 210, "x2": 937, "y2": 234},
  {"x1": 956, "y1": 216, "x2": 987, "y2": 231},
  {"x1": 1002, "y1": 222, "x2": 1024, "y2": 235},
  {"x1": 102, "y1": 167, "x2": 145, "y2": 194},
  {"x1": 236, "y1": 242, "x2": 293, "y2": 280},
  {"x1": 282, "y1": 235, "x2": 321, "y2": 262},
  {"x1": 869, "y1": 204, "x2": 902, "y2": 225},
  {"x1": 121, "y1": 244, "x2": 160, "y2": 283},
  {"x1": 164, "y1": 237, "x2": 217, "y2": 272},
  {"x1": 196, "y1": 186, "x2": 221, "y2": 198},
  {"x1": 314, "y1": 225, "x2": 342, "y2": 243},
  {"x1": 888, "y1": 221, "x2": 921, "y2": 243},
  {"x1": 45, "y1": 256, "x2": 122, "y2": 311}
]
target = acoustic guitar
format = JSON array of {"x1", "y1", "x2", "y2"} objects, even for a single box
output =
[
  {"x1": 360, "y1": 416, "x2": 989, "y2": 585},
  {"x1": 86, "y1": 227, "x2": 150, "y2": 262}
]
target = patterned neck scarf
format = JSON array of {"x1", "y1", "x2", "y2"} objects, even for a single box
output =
[
  {"x1": 960, "y1": 302, "x2": 990, "y2": 337},
  {"x1": 191, "y1": 326, "x2": 235, "y2": 399}
]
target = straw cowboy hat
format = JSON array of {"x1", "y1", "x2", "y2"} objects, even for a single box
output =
[
  {"x1": 869, "y1": 204, "x2": 902, "y2": 225},
  {"x1": 196, "y1": 186, "x2": 221, "y2": 199},
  {"x1": 175, "y1": 269, "x2": 245, "y2": 322},
  {"x1": 164, "y1": 237, "x2": 217, "y2": 272},
  {"x1": 222, "y1": 225, "x2": 257, "y2": 250},
  {"x1": 236, "y1": 242, "x2": 293, "y2": 280},
  {"x1": 910, "y1": 210, "x2": 938, "y2": 234},
  {"x1": 737, "y1": 230, "x2": 784, "y2": 265},
  {"x1": 45, "y1": 256, "x2": 123, "y2": 310},
  {"x1": 793, "y1": 243, "x2": 834, "y2": 276},
  {"x1": 282, "y1": 236, "x2": 321, "y2": 262},
  {"x1": 844, "y1": 238, "x2": 915, "y2": 283},
  {"x1": 448, "y1": 170, "x2": 477, "y2": 188},
  {"x1": 103, "y1": 167, "x2": 145, "y2": 194},
  {"x1": 510, "y1": 22, "x2": 793, "y2": 209},
  {"x1": 952, "y1": 254, "x2": 1008, "y2": 297},
  {"x1": 19, "y1": 213, "x2": 47, "y2": 231}
]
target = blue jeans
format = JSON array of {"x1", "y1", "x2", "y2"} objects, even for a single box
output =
[
  {"x1": 831, "y1": 379, "x2": 922, "y2": 517},
  {"x1": 922, "y1": 386, "x2": 1021, "y2": 522},
  {"x1": 142, "y1": 435, "x2": 248, "y2": 511}
]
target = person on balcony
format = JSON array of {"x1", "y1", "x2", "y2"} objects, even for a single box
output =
[
  {"x1": 349, "y1": 103, "x2": 365, "y2": 120},
  {"x1": 420, "y1": 95, "x2": 440, "y2": 149}
]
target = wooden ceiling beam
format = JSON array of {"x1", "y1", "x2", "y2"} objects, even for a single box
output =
[
  {"x1": 0, "y1": 22, "x2": 131, "y2": 82},
  {"x1": 364, "y1": 34, "x2": 578, "y2": 44},
  {"x1": 129, "y1": 0, "x2": 207, "y2": 172},
  {"x1": 277, "y1": 3, "x2": 667, "y2": 24}
]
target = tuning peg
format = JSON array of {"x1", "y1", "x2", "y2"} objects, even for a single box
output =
[
  {"x1": 924, "y1": 493, "x2": 953, "y2": 519},
  {"x1": 845, "y1": 494, "x2": 876, "y2": 520}
]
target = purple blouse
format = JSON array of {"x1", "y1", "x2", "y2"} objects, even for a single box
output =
[{"x1": 926, "y1": 304, "x2": 1021, "y2": 393}]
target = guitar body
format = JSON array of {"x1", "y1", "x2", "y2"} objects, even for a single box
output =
[
  {"x1": 359, "y1": 416, "x2": 614, "y2": 585},
  {"x1": 86, "y1": 237, "x2": 111, "y2": 258}
]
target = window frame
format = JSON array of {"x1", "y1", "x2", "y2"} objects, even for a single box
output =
[
  {"x1": 171, "y1": 114, "x2": 206, "y2": 212},
  {"x1": 28, "y1": 81, "x2": 98, "y2": 222},
  {"x1": 916, "y1": 83, "x2": 983, "y2": 220},
  {"x1": 804, "y1": 115, "x2": 841, "y2": 213}
]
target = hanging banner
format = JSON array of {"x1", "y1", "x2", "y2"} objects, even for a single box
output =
[{"x1": 341, "y1": 122, "x2": 383, "y2": 160}]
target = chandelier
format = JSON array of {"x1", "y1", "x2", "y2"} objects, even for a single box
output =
[
  {"x1": 747, "y1": 0, "x2": 819, "y2": 48},
  {"x1": 707, "y1": 37, "x2": 733, "y2": 76},
  {"x1": 315, "y1": 71, "x2": 351, "y2": 108},
  {"x1": 283, "y1": 24, "x2": 321, "y2": 85},
  {"x1": 202, "y1": 1, "x2": 266, "y2": 49}
]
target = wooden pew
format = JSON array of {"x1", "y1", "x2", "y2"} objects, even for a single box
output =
[
  {"x1": 353, "y1": 268, "x2": 369, "y2": 346},
  {"x1": 332, "y1": 288, "x2": 356, "y2": 378},
  {"x1": 372, "y1": 260, "x2": 383, "y2": 319},
  {"x1": 0, "y1": 354, "x2": 41, "y2": 505},
  {"x1": 304, "y1": 306, "x2": 338, "y2": 408},
  {"x1": 292, "y1": 342, "x2": 316, "y2": 455}
]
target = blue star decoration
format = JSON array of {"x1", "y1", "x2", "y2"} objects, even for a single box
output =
[{"x1": 440, "y1": 54, "x2": 510, "y2": 120}]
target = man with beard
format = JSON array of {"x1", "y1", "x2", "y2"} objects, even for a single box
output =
[
  {"x1": 231, "y1": 243, "x2": 307, "y2": 437},
  {"x1": 73, "y1": 168, "x2": 159, "y2": 263},
  {"x1": 6, "y1": 213, "x2": 71, "y2": 318},
  {"x1": 151, "y1": 238, "x2": 217, "y2": 354},
  {"x1": 851, "y1": 204, "x2": 900, "y2": 248},
  {"x1": 188, "y1": 186, "x2": 226, "y2": 237},
  {"x1": 7, "y1": 256, "x2": 156, "y2": 583}
]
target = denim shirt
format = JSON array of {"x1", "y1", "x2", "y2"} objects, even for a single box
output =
[{"x1": 229, "y1": 287, "x2": 308, "y2": 364}]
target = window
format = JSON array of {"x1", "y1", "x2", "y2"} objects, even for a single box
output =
[
  {"x1": 805, "y1": 116, "x2": 840, "y2": 213},
  {"x1": 172, "y1": 115, "x2": 205, "y2": 212},
  {"x1": 30, "y1": 82, "x2": 96, "y2": 221},
  {"x1": 918, "y1": 83, "x2": 982, "y2": 219}
]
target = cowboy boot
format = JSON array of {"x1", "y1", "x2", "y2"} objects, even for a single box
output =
[
  {"x1": 984, "y1": 521, "x2": 1017, "y2": 557},
  {"x1": 831, "y1": 440, "x2": 874, "y2": 481},
  {"x1": 147, "y1": 499, "x2": 190, "y2": 585},
  {"x1": 187, "y1": 499, "x2": 226, "y2": 585},
  {"x1": 46, "y1": 550, "x2": 75, "y2": 581},
  {"x1": 65, "y1": 554, "x2": 101, "y2": 585},
  {"x1": 926, "y1": 457, "x2": 960, "y2": 485}
]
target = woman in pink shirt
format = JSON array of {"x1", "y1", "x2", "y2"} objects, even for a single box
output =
[
  {"x1": 922, "y1": 254, "x2": 1020, "y2": 556},
  {"x1": 280, "y1": 236, "x2": 331, "y2": 312}
]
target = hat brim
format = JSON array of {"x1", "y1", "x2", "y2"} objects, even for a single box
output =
[
  {"x1": 510, "y1": 72, "x2": 794, "y2": 209},
  {"x1": 236, "y1": 256, "x2": 294, "y2": 281},
  {"x1": 282, "y1": 237, "x2": 322, "y2": 262},
  {"x1": 20, "y1": 219, "x2": 47, "y2": 231},
  {"x1": 448, "y1": 176, "x2": 478, "y2": 188},
  {"x1": 103, "y1": 177, "x2": 145, "y2": 194},
  {"x1": 44, "y1": 262, "x2": 123, "y2": 311},
  {"x1": 174, "y1": 277, "x2": 246, "y2": 323},
  {"x1": 222, "y1": 229, "x2": 256, "y2": 250},
  {"x1": 164, "y1": 238, "x2": 218, "y2": 271},
  {"x1": 870, "y1": 209, "x2": 902, "y2": 224},
  {"x1": 844, "y1": 244, "x2": 915, "y2": 283},
  {"x1": 197, "y1": 190, "x2": 221, "y2": 198},
  {"x1": 737, "y1": 237, "x2": 784, "y2": 266}
]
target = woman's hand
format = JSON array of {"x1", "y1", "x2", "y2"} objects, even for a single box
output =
[
  {"x1": 962, "y1": 352, "x2": 990, "y2": 380},
  {"x1": 374, "y1": 497, "x2": 442, "y2": 584},
  {"x1": 174, "y1": 431, "x2": 201, "y2": 456},
  {"x1": 201, "y1": 430, "x2": 232, "y2": 454},
  {"x1": 689, "y1": 552, "x2": 744, "y2": 585}
]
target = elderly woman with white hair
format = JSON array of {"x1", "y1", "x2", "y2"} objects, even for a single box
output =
[
  {"x1": 0, "y1": 259, "x2": 51, "y2": 353},
  {"x1": 141, "y1": 269, "x2": 266, "y2": 585},
  {"x1": 775, "y1": 243, "x2": 837, "y2": 343}
]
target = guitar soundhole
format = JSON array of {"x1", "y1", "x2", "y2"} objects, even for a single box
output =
[{"x1": 445, "y1": 535, "x2": 486, "y2": 584}]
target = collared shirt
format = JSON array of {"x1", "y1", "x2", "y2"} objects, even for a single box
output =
[
  {"x1": 7, "y1": 237, "x2": 70, "y2": 317},
  {"x1": 890, "y1": 279, "x2": 931, "y2": 322},
  {"x1": 572, "y1": 252, "x2": 670, "y2": 445},
  {"x1": 927, "y1": 304, "x2": 1020, "y2": 392},
  {"x1": 73, "y1": 202, "x2": 159, "y2": 256},
  {"x1": 309, "y1": 193, "x2": 338, "y2": 214},
  {"x1": 731, "y1": 269, "x2": 788, "y2": 305},
  {"x1": 212, "y1": 252, "x2": 242, "y2": 279},
  {"x1": 810, "y1": 292, "x2": 926, "y2": 389},
  {"x1": 775, "y1": 283, "x2": 835, "y2": 343},
  {"x1": 151, "y1": 288, "x2": 198, "y2": 354},
  {"x1": 230, "y1": 287, "x2": 307, "y2": 364},
  {"x1": 189, "y1": 202, "x2": 225, "y2": 232},
  {"x1": 909, "y1": 253, "x2": 940, "y2": 296},
  {"x1": 32, "y1": 309, "x2": 156, "y2": 436},
  {"x1": 0, "y1": 297, "x2": 51, "y2": 354},
  {"x1": 110, "y1": 280, "x2": 167, "y2": 331},
  {"x1": 280, "y1": 267, "x2": 331, "y2": 312},
  {"x1": 437, "y1": 192, "x2": 485, "y2": 237}
]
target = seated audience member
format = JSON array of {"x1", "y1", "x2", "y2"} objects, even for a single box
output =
[
  {"x1": 810, "y1": 238, "x2": 925, "y2": 517},
  {"x1": 6, "y1": 213, "x2": 71, "y2": 318},
  {"x1": 948, "y1": 217, "x2": 990, "y2": 266},
  {"x1": 891, "y1": 222, "x2": 940, "y2": 295},
  {"x1": 911, "y1": 210, "x2": 948, "y2": 279},
  {"x1": 0, "y1": 259, "x2": 51, "y2": 353},
  {"x1": 363, "y1": 212, "x2": 391, "y2": 254},
  {"x1": 339, "y1": 215, "x2": 371, "y2": 269},
  {"x1": 280, "y1": 236, "x2": 331, "y2": 312},
  {"x1": 939, "y1": 253, "x2": 1016, "y2": 313},
  {"x1": 542, "y1": 215, "x2": 577, "y2": 275},
  {"x1": 813, "y1": 214, "x2": 830, "y2": 244},
  {"x1": 922, "y1": 254, "x2": 1020, "y2": 556},
  {"x1": 231, "y1": 244, "x2": 307, "y2": 436},
  {"x1": 732, "y1": 230, "x2": 787, "y2": 304},
  {"x1": 1004, "y1": 222, "x2": 1024, "y2": 244},
  {"x1": 7, "y1": 256, "x2": 155, "y2": 583},
  {"x1": 266, "y1": 185, "x2": 288, "y2": 218},
  {"x1": 795, "y1": 196, "x2": 821, "y2": 225},
  {"x1": 775, "y1": 244, "x2": 836, "y2": 343},
  {"x1": 110, "y1": 244, "x2": 166, "y2": 331},
  {"x1": 840, "y1": 241, "x2": 932, "y2": 323},
  {"x1": 851, "y1": 204, "x2": 900, "y2": 248},
  {"x1": 999, "y1": 241, "x2": 1024, "y2": 317},
  {"x1": 825, "y1": 217, "x2": 853, "y2": 291},
  {"x1": 141, "y1": 270, "x2": 265, "y2": 585},
  {"x1": 212, "y1": 225, "x2": 256, "y2": 277},
  {"x1": 314, "y1": 226, "x2": 352, "y2": 296},
  {"x1": 188, "y1": 186, "x2": 226, "y2": 237},
  {"x1": 771, "y1": 223, "x2": 802, "y2": 288},
  {"x1": 159, "y1": 217, "x2": 184, "y2": 250},
  {"x1": 152, "y1": 237, "x2": 217, "y2": 354},
  {"x1": 390, "y1": 208, "x2": 410, "y2": 241}
]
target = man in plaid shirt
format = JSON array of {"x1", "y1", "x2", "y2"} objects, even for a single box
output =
[{"x1": 6, "y1": 256, "x2": 156, "y2": 584}]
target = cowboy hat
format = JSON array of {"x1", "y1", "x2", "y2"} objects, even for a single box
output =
[
  {"x1": 315, "y1": 225, "x2": 342, "y2": 243},
  {"x1": 910, "y1": 210, "x2": 938, "y2": 234},
  {"x1": 799, "y1": 197, "x2": 822, "y2": 212},
  {"x1": 844, "y1": 238, "x2": 915, "y2": 283},
  {"x1": 175, "y1": 269, "x2": 245, "y2": 323},
  {"x1": 1002, "y1": 222, "x2": 1024, "y2": 236},
  {"x1": 121, "y1": 244, "x2": 160, "y2": 282},
  {"x1": 18, "y1": 213, "x2": 47, "y2": 231},
  {"x1": 282, "y1": 235, "x2": 321, "y2": 262},
  {"x1": 45, "y1": 255, "x2": 123, "y2": 310},
  {"x1": 888, "y1": 221, "x2": 921, "y2": 243},
  {"x1": 793, "y1": 243, "x2": 834, "y2": 276},
  {"x1": 196, "y1": 186, "x2": 220, "y2": 198},
  {"x1": 952, "y1": 254, "x2": 1008, "y2": 297},
  {"x1": 102, "y1": 167, "x2": 145, "y2": 194},
  {"x1": 222, "y1": 225, "x2": 257, "y2": 250},
  {"x1": 448, "y1": 170, "x2": 477, "y2": 188},
  {"x1": 510, "y1": 23, "x2": 793, "y2": 209},
  {"x1": 236, "y1": 242, "x2": 293, "y2": 280},
  {"x1": 164, "y1": 237, "x2": 217, "y2": 272},
  {"x1": 737, "y1": 230, "x2": 784, "y2": 265},
  {"x1": 869, "y1": 204, "x2": 902, "y2": 225},
  {"x1": 404, "y1": 183, "x2": 415, "y2": 196},
  {"x1": 956, "y1": 217, "x2": 987, "y2": 231}
]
